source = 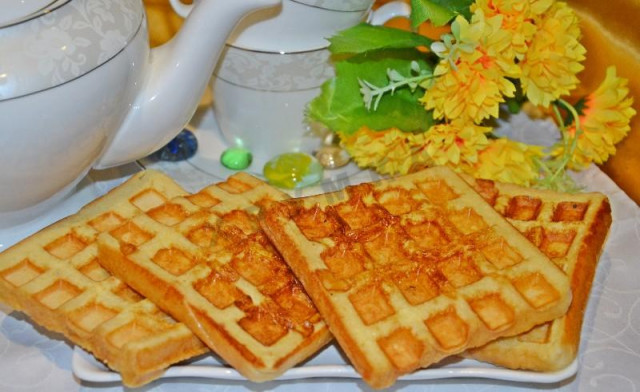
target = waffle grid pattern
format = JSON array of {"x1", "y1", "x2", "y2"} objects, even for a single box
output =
[
  {"x1": 0, "y1": 171, "x2": 207, "y2": 387},
  {"x1": 97, "y1": 173, "x2": 331, "y2": 382},
  {"x1": 464, "y1": 176, "x2": 612, "y2": 371},
  {"x1": 261, "y1": 167, "x2": 573, "y2": 388}
]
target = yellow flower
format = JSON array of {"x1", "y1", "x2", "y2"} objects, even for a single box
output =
[
  {"x1": 469, "y1": 138, "x2": 544, "y2": 186},
  {"x1": 339, "y1": 127, "x2": 432, "y2": 175},
  {"x1": 422, "y1": 57, "x2": 516, "y2": 123},
  {"x1": 472, "y1": 0, "x2": 552, "y2": 59},
  {"x1": 424, "y1": 122, "x2": 491, "y2": 169},
  {"x1": 520, "y1": 1, "x2": 586, "y2": 107},
  {"x1": 423, "y1": 10, "x2": 518, "y2": 124},
  {"x1": 554, "y1": 66, "x2": 636, "y2": 169},
  {"x1": 430, "y1": 9, "x2": 519, "y2": 78}
]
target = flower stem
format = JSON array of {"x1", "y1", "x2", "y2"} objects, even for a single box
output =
[{"x1": 535, "y1": 99, "x2": 583, "y2": 191}]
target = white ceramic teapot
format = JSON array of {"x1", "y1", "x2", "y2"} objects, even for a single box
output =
[{"x1": 0, "y1": 0, "x2": 280, "y2": 226}]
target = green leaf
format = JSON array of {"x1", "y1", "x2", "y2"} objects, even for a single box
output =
[
  {"x1": 410, "y1": 0, "x2": 473, "y2": 27},
  {"x1": 328, "y1": 24, "x2": 432, "y2": 55},
  {"x1": 307, "y1": 49, "x2": 434, "y2": 135}
]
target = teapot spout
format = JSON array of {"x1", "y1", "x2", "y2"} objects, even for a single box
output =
[{"x1": 95, "y1": 0, "x2": 281, "y2": 168}]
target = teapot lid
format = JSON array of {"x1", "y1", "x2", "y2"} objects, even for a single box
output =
[
  {"x1": 226, "y1": 0, "x2": 373, "y2": 53},
  {"x1": 0, "y1": 0, "x2": 144, "y2": 101}
]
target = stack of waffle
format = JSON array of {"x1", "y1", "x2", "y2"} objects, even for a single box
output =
[{"x1": 0, "y1": 167, "x2": 611, "y2": 388}]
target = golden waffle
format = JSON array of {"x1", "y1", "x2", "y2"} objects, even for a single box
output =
[
  {"x1": 0, "y1": 170, "x2": 207, "y2": 387},
  {"x1": 462, "y1": 176, "x2": 612, "y2": 371},
  {"x1": 260, "y1": 166, "x2": 572, "y2": 389},
  {"x1": 97, "y1": 172, "x2": 331, "y2": 382}
]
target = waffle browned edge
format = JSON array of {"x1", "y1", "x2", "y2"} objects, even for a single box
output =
[
  {"x1": 0, "y1": 171, "x2": 208, "y2": 387},
  {"x1": 464, "y1": 177, "x2": 612, "y2": 371},
  {"x1": 259, "y1": 168, "x2": 574, "y2": 388},
  {"x1": 97, "y1": 173, "x2": 332, "y2": 382}
]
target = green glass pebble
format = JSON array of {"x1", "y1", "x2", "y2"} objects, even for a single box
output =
[
  {"x1": 220, "y1": 147, "x2": 252, "y2": 170},
  {"x1": 263, "y1": 152, "x2": 324, "y2": 189}
]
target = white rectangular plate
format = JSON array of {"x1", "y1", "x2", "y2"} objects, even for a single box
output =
[{"x1": 72, "y1": 343, "x2": 577, "y2": 385}]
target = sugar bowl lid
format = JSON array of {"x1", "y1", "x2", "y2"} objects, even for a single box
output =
[{"x1": 0, "y1": 0, "x2": 144, "y2": 101}]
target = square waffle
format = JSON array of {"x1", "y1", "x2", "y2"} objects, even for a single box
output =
[
  {"x1": 97, "y1": 172, "x2": 331, "y2": 382},
  {"x1": 462, "y1": 175, "x2": 612, "y2": 371},
  {"x1": 260, "y1": 166, "x2": 573, "y2": 388},
  {"x1": 0, "y1": 170, "x2": 207, "y2": 387}
]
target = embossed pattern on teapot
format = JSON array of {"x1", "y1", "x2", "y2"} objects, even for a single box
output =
[{"x1": 0, "y1": 0, "x2": 142, "y2": 100}]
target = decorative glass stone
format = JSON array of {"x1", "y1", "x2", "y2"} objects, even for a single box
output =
[
  {"x1": 263, "y1": 152, "x2": 324, "y2": 189},
  {"x1": 153, "y1": 129, "x2": 198, "y2": 161},
  {"x1": 220, "y1": 147, "x2": 252, "y2": 170},
  {"x1": 315, "y1": 145, "x2": 350, "y2": 169}
]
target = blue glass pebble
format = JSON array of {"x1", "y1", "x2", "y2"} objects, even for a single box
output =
[{"x1": 154, "y1": 129, "x2": 198, "y2": 161}]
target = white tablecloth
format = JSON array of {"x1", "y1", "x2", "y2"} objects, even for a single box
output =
[{"x1": 0, "y1": 158, "x2": 638, "y2": 392}]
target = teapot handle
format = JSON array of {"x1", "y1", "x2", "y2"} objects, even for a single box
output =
[
  {"x1": 94, "y1": 0, "x2": 281, "y2": 169},
  {"x1": 368, "y1": 1, "x2": 411, "y2": 26}
]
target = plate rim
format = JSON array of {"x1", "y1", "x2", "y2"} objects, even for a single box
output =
[{"x1": 72, "y1": 345, "x2": 578, "y2": 385}]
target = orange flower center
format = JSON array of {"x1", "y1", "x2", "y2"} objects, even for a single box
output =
[{"x1": 477, "y1": 54, "x2": 493, "y2": 69}]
